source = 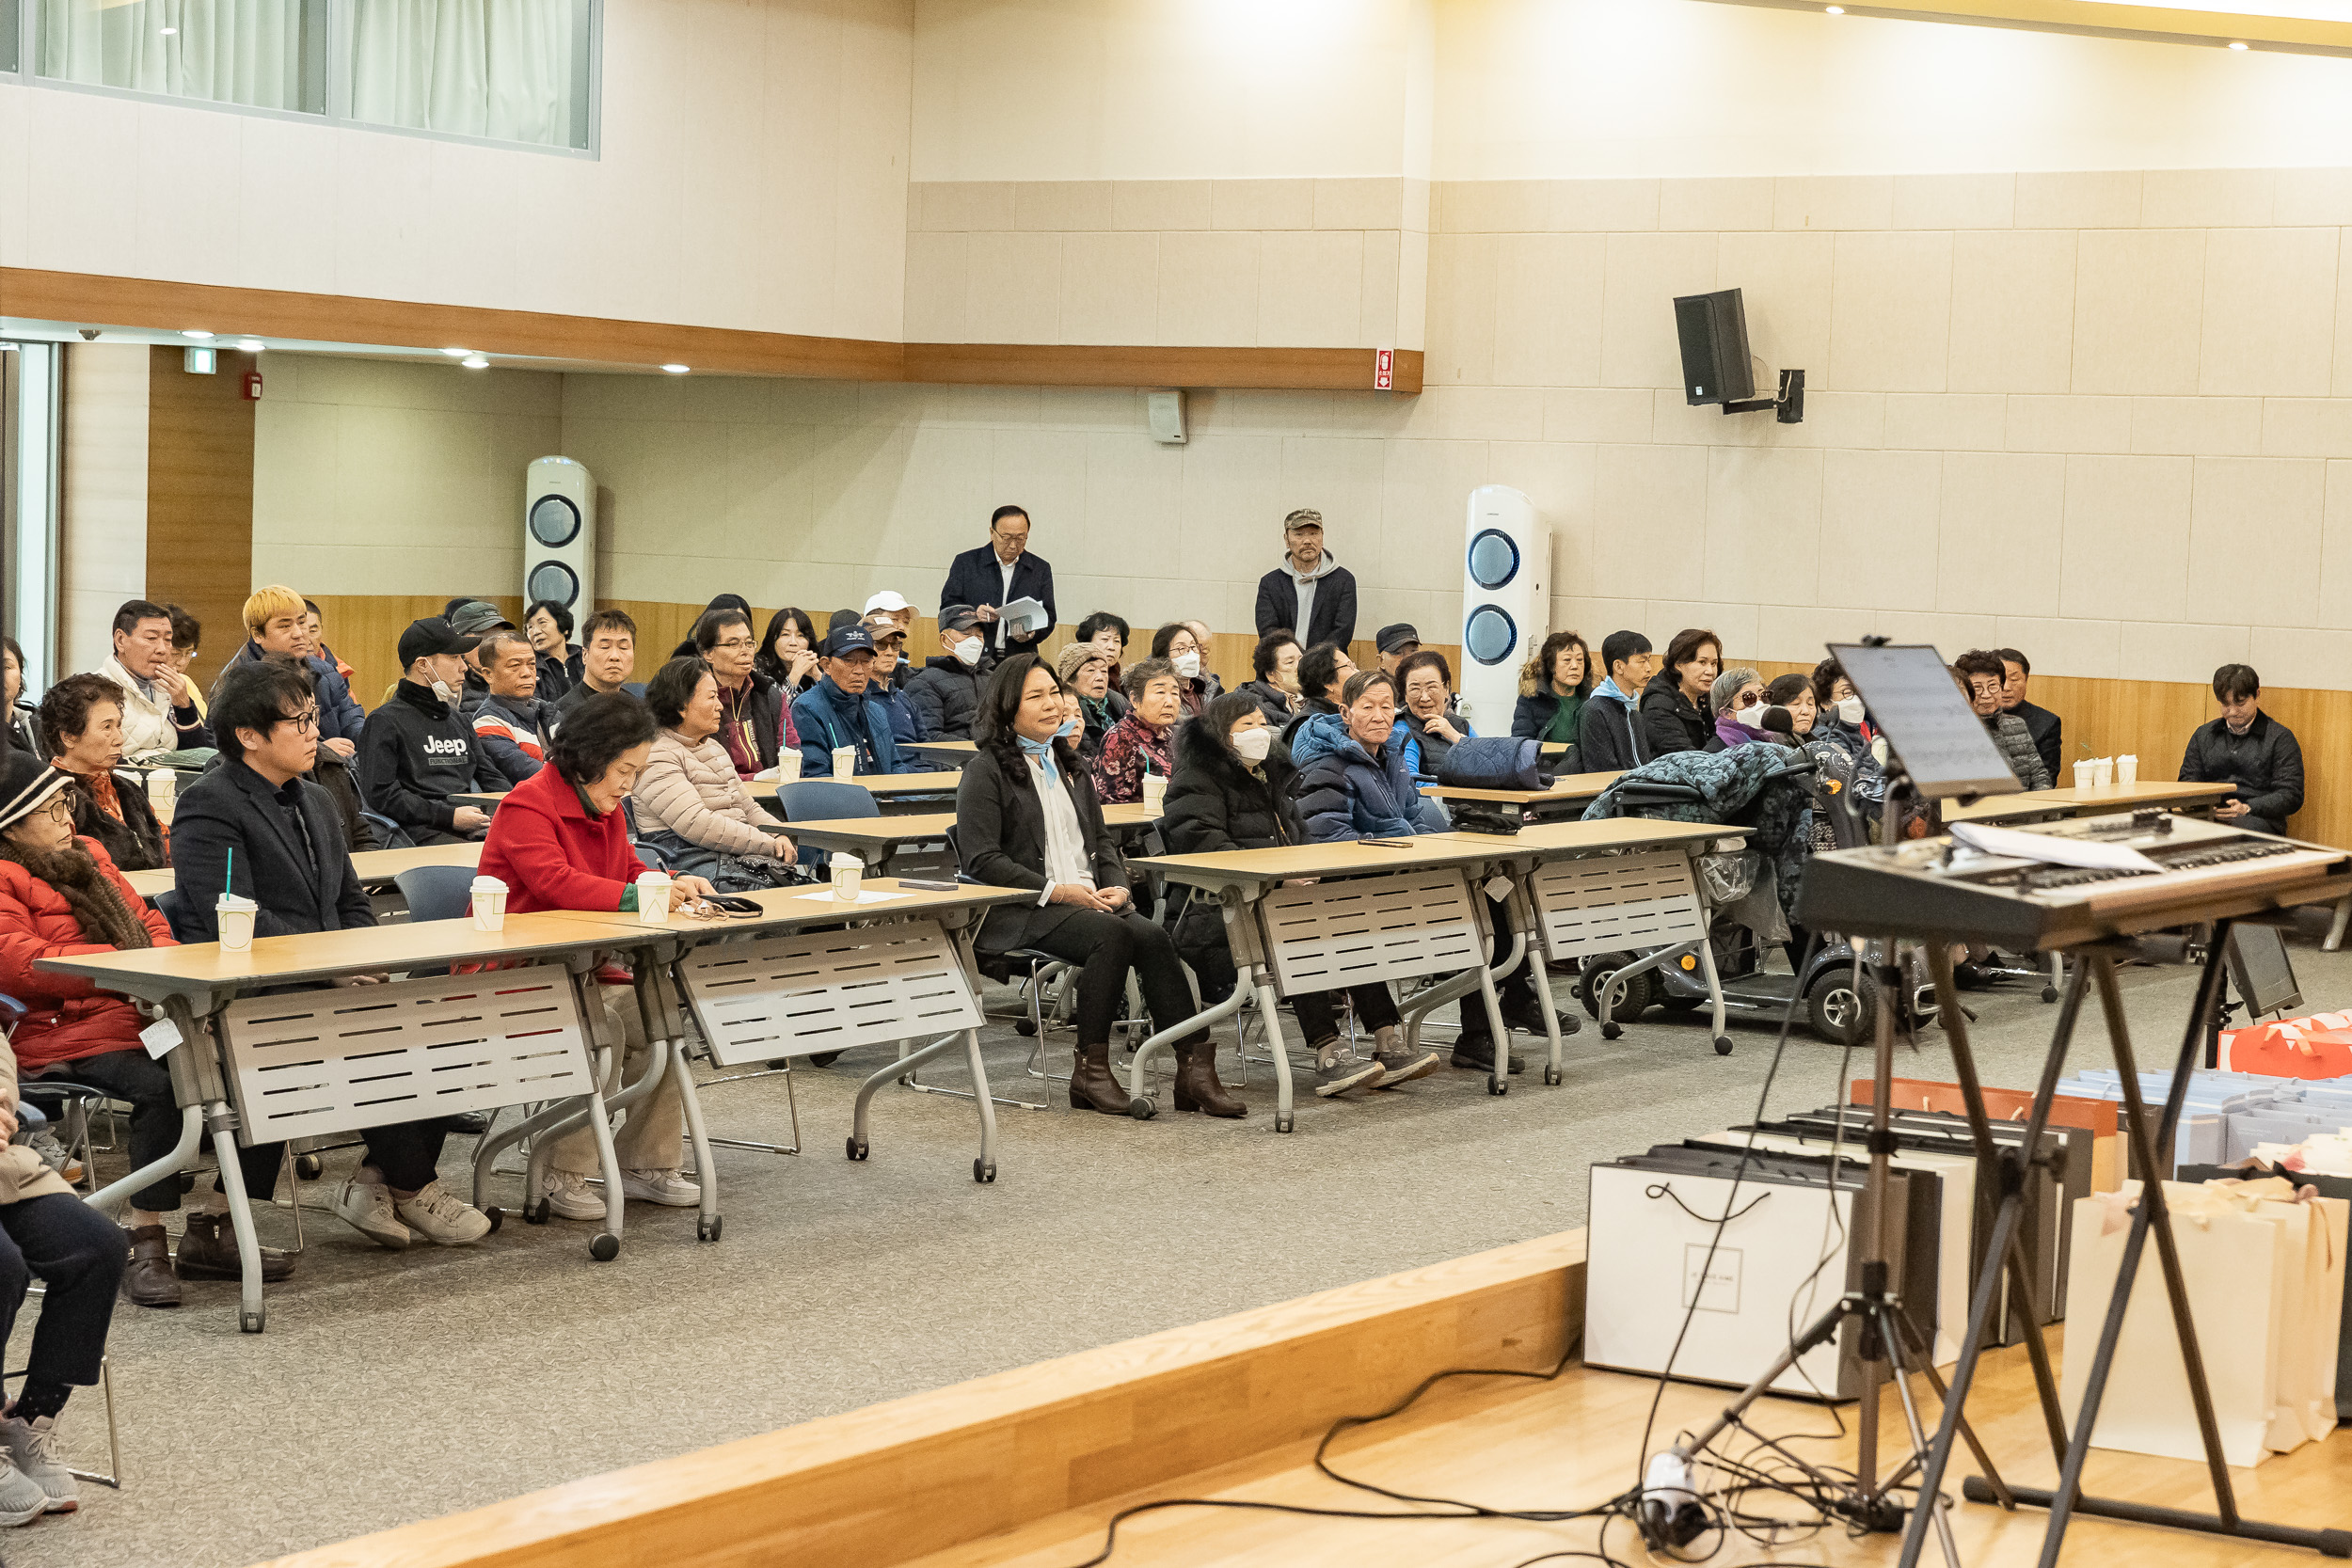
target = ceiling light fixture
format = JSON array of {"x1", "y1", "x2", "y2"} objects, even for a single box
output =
[
  {"x1": 2229, "y1": 37, "x2": 2249, "y2": 45},
  {"x1": 180, "y1": 328, "x2": 214, "y2": 340},
  {"x1": 440, "y1": 347, "x2": 471, "y2": 357},
  {"x1": 1824, "y1": 6, "x2": 1844, "y2": 12},
  {"x1": 661, "y1": 363, "x2": 691, "y2": 374},
  {"x1": 461, "y1": 355, "x2": 489, "y2": 370},
  {"x1": 236, "y1": 339, "x2": 265, "y2": 354}
]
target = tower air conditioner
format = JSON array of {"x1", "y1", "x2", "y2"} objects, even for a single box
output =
[
  {"x1": 1458, "y1": 485, "x2": 1548, "y2": 732},
  {"x1": 523, "y1": 457, "x2": 596, "y2": 613}
]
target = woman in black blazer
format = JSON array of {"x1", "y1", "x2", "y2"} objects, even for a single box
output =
[{"x1": 955, "y1": 654, "x2": 1225, "y2": 1117}]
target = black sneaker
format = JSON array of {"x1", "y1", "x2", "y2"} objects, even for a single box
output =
[
  {"x1": 1502, "y1": 999, "x2": 1581, "y2": 1037},
  {"x1": 1314, "y1": 1054, "x2": 1387, "y2": 1097},
  {"x1": 1373, "y1": 1045, "x2": 1441, "y2": 1085},
  {"x1": 1450, "y1": 1034, "x2": 1526, "y2": 1075}
]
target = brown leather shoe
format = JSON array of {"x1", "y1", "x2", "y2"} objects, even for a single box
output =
[
  {"x1": 1171, "y1": 1038, "x2": 1246, "y2": 1118},
  {"x1": 120, "y1": 1225, "x2": 180, "y2": 1308},
  {"x1": 174, "y1": 1212, "x2": 294, "y2": 1282},
  {"x1": 1067, "y1": 1043, "x2": 1132, "y2": 1115}
]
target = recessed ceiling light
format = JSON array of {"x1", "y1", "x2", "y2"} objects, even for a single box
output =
[
  {"x1": 661, "y1": 363, "x2": 691, "y2": 374},
  {"x1": 461, "y1": 355, "x2": 489, "y2": 370},
  {"x1": 2228, "y1": 38, "x2": 2249, "y2": 46},
  {"x1": 1824, "y1": 6, "x2": 1844, "y2": 13},
  {"x1": 236, "y1": 339, "x2": 264, "y2": 354},
  {"x1": 440, "y1": 347, "x2": 471, "y2": 357},
  {"x1": 180, "y1": 329, "x2": 213, "y2": 340}
]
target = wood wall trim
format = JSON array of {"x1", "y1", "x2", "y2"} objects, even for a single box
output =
[
  {"x1": 0, "y1": 270, "x2": 1422, "y2": 394},
  {"x1": 254, "y1": 1229, "x2": 1584, "y2": 1568},
  {"x1": 1707, "y1": 0, "x2": 2352, "y2": 56},
  {"x1": 145, "y1": 343, "x2": 253, "y2": 691}
]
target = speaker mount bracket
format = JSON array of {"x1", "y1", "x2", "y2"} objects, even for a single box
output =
[{"x1": 1722, "y1": 367, "x2": 1805, "y2": 423}]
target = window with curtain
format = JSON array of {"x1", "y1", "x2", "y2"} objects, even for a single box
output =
[
  {"x1": 347, "y1": 0, "x2": 590, "y2": 150},
  {"x1": 38, "y1": 0, "x2": 327, "y2": 114},
  {"x1": 1, "y1": 1, "x2": 19, "y2": 72}
]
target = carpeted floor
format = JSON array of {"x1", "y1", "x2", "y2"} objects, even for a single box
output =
[{"x1": 5, "y1": 931, "x2": 2329, "y2": 1568}]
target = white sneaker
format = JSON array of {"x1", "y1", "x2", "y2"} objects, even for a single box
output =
[
  {"x1": 393, "y1": 1180, "x2": 492, "y2": 1245},
  {"x1": 0, "y1": 1416, "x2": 73, "y2": 1513},
  {"x1": 539, "y1": 1170, "x2": 604, "y2": 1222},
  {"x1": 0, "y1": 1449, "x2": 48, "y2": 1527},
  {"x1": 333, "y1": 1176, "x2": 411, "y2": 1249},
  {"x1": 620, "y1": 1168, "x2": 701, "y2": 1207}
]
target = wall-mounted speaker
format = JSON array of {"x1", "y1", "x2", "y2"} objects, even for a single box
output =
[
  {"x1": 1459, "y1": 484, "x2": 1548, "y2": 733},
  {"x1": 523, "y1": 456, "x2": 596, "y2": 613},
  {"x1": 1674, "y1": 288, "x2": 1755, "y2": 406}
]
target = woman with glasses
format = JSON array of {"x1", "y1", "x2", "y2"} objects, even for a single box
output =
[
  {"x1": 693, "y1": 607, "x2": 795, "y2": 780},
  {"x1": 37, "y1": 674, "x2": 167, "y2": 873}
]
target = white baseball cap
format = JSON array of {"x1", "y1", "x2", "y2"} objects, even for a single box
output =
[{"x1": 864, "y1": 591, "x2": 911, "y2": 614}]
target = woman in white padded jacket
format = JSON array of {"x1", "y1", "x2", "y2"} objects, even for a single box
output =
[{"x1": 630, "y1": 657, "x2": 802, "y2": 891}]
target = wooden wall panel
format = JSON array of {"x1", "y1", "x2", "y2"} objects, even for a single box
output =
[{"x1": 145, "y1": 345, "x2": 253, "y2": 690}]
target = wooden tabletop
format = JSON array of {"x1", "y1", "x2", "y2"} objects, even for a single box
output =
[
  {"x1": 123, "y1": 841, "x2": 484, "y2": 900},
  {"x1": 1944, "y1": 779, "x2": 2233, "y2": 824},
  {"x1": 777, "y1": 812, "x2": 957, "y2": 849},
  {"x1": 564, "y1": 879, "x2": 1034, "y2": 943},
  {"x1": 751, "y1": 771, "x2": 964, "y2": 800},
  {"x1": 902, "y1": 739, "x2": 977, "y2": 765},
  {"x1": 1419, "y1": 817, "x2": 1738, "y2": 856},
  {"x1": 1420, "y1": 768, "x2": 1621, "y2": 804}
]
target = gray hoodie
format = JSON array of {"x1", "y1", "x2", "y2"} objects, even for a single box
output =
[{"x1": 1284, "y1": 548, "x2": 1339, "y2": 645}]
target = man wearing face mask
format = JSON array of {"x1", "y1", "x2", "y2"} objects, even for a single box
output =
[
  {"x1": 906, "y1": 607, "x2": 993, "y2": 741},
  {"x1": 357, "y1": 618, "x2": 500, "y2": 844}
]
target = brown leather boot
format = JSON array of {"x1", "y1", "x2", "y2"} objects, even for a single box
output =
[
  {"x1": 1068, "y1": 1042, "x2": 1132, "y2": 1115},
  {"x1": 120, "y1": 1226, "x2": 181, "y2": 1308},
  {"x1": 174, "y1": 1212, "x2": 295, "y2": 1282},
  {"x1": 1172, "y1": 1037, "x2": 1247, "y2": 1117}
]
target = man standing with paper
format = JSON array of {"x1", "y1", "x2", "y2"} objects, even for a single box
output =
[{"x1": 941, "y1": 505, "x2": 1056, "y2": 654}]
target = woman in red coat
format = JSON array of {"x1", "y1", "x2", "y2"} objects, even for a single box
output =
[{"x1": 480, "y1": 693, "x2": 715, "y2": 1225}]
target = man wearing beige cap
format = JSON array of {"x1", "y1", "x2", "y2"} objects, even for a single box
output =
[{"x1": 1254, "y1": 508, "x2": 1357, "y2": 651}]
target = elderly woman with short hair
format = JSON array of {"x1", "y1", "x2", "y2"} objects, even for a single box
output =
[{"x1": 632, "y1": 657, "x2": 800, "y2": 891}]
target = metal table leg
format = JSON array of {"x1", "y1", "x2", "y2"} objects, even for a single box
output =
[
  {"x1": 640, "y1": 966, "x2": 721, "y2": 1243},
  {"x1": 1252, "y1": 974, "x2": 1295, "y2": 1132},
  {"x1": 152, "y1": 997, "x2": 273, "y2": 1333},
  {"x1": 1504, "y1": 877, "x2": 1568, "y2": 1086},
  {"x1": 1124, "y1": 985, "x2": 1247, "y2": 1108},
  {"x1": 850, "y1": 1029, "x2": 1000, "y2": 1180}
]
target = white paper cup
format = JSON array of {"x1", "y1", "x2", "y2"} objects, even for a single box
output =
[
  {"x1": 216, "y1": 894, "x2": 257, "y2": 952},
  {"x1": 777, "y1": 750, "x2": 803, "y2": 782},
  {"x1": 2073, "y1": 760, "x2": 2093, "y2": 790},
  {"x1": 830, "y1": 745, "x2": 856, "y2": 778},
  {"x1": 2118, "y1": 753, "x2": 2138, "y2": 786},
  {"x1": 1140, "y1": 773, "x2": 1167, "y2": 811},
  {"x1": 636, "y1": 870, "x2": 673, "y2": 925},
  {"x1": 145, "y1": 768, "x2": 175, "y2": 805},
  {"x1": 830, "y1": 852, "x2": 862, "y2": 901},
  {"x1": 469, "y1": 874, "x2": 508, "y2": 932},
  {"x1": 2093, "y1": 756, "x2": 2113, "y2": 787}
]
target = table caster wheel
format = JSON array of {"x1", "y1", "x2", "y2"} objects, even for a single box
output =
[
  {"x1": 1600, "y1": 1022, "x2": 1622, "y2": 1041},
  {"x1": 2041, "y1": 986, "x2": 2058, "y2": 1004},
  {"x1": 523, "y1": 1198, "x2": 549, "y2": 1226},
  {"x1": 974, "y1": 1159, "x2": 996, "y2": 1184},
  {"x1": 240, "y1": 1307, "x2": 265, "y2": 1334},
  {"x1": 846, "y1": 1137, "x2": 869, "y2": 1162},
  {"x1": 1128, "y1": 1096, "x2": 1155, "y2": 1120},
  {"x1": 1275, "y1": 1113, "x2": 1295, "y2": 1133},
  {"x1": 810, "y1": 1051, "x2": 843, "y2": 1068},
  {"x1": 1713, "y1": 1036, "x2": 1734, "y2": 1056},
  {"x1": 1487, "y1": 1074, "x2": 1507, "y2": 1096},
  {"x1": 1543, "y1": 1066, "x2": 1563, "y2": 1086},
  {"x1": 483, "y1": 1206, "x2": 504, "y2": 1234},
  {"x1": 589, "y1": 1233, "x2": 620, "y2": 1261},
  {"x1": 1015, "y1": 1019, "x2": 1039, "y2": 1037},
  {"x1": 294, "y1": 1153, "x2": 324, "y2": 1180},
  {"x1": 697, "y1": 1216, "x2": 723, "y2": 1243}
]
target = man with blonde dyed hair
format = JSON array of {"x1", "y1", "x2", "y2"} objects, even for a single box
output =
[
  {"x1": 209, "y1": 585, "x2": 364, "y2": 755},
  {"x1": 1253, "y1": 507, "x2": 1357, "y2": 652}
]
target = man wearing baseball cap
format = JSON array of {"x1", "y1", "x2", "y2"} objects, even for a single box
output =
[
  {"x1": 445, "y1": 599, "x2": 514, "y2": 722},
  {"x1": 787, "y1": 624, "x2": 918, "y2": 776},
  {"x1": 905, "y1": 605, "x2": 992, "y2": 740},
  {"x1": 862, "y1": 590, "x2": 914, "y2": 637},
  {"x1": 1376, "y1": 623, "x2": 1421, "y2": 675},
  {"x1": 357, "y1": 618, "x2": 501, "y2": 843},
  {"x1": 1254, "y1": 508, "x2": 1357, "y2": 651}
]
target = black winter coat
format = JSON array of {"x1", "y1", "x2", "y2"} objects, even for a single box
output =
[
  {"x1": 1253, "y1": 562, "x2": 1358, "y2": 650},
  {"x1": 2181, "y1": 711, "x2": 2305, "y2": 835},
  {"x1": 1578, "y1": 688, "x2": 1645, "y2": 773},
  {"x1": 905, "y1": 656, "x2": 990, "y2": 741},
  {"x1": 2011, "y1": 700, "x2": 2062, "y2": 781},
  {"x1": 955, "y1": 739, "x2": 1127, "y2": 954},
  {"x1": 358, "y1": 680, "x2": 495, "y2": 844},
  {"x1": 1234, "y1": 680, "x2": 1298, "y2": 727},
  {"x1": 1163, "y1": 719, "x2": 1303, "y2": 857},
  {"x1": 1639, "y1": 671, "x2": 1711, "y2": 755}
]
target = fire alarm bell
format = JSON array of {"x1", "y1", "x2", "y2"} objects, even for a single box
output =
[{"x1": 242, "y1": 370, "x2": 263, "y2": 401}]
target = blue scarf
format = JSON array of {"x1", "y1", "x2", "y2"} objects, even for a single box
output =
[{"x1": 1018, "y1": 735, "x2": 1059, "y2": 783}]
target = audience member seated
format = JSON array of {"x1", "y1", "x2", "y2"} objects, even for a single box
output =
[
  {"x1": 1182, "y1": 621, "x2": 1224, "y2": 699},
  {"x1": 1765, "y1": 673, "x2": 1817, "y2": 739},
  {"x1": 358, "y1": 617, "x2": 498, "y2": 845},
  {"x1": 525, "y1": 598, "x2": 583, "y2": 704},
  {"x1": 1254, "y1": 508, "x2": 1357, "y2": 651},
  {"x1": 1057, "y1": 641, "x2": 1122, "y2": 761},
  {"x1": 1512, "y1": 631, "x2": 1591, "y2": 746},
  {"x1": 1164, "y1": 693, "x2": 1438, "y2": 1100},
  {"x1": 554, "y1": 609, "x2": 644, "y2": 718},
  {"x1": 1091, "y1": 658, "x2": 1179, "y2": 804},
  {"x1": 479, "y1": 694, "x2": 716, "y2": 1218},
  {"x1": 212, "y1": 586, "x2": 362, "y2": 757},
  {"x1": 303, "y1": 599, "x2": 355, "y2": 686},
  {"x1": 694, "y1": 606, "x2": 794, "y2": 778},
  {"x1": 0, "y1": 758, "x2": 131, "y2": 1521},
  {"x1": 1396, "y1": 651, "x2": 1472, "y2": 776},
  {"x1": 905, "y1": 607, "x2": 992, "y2": 741},
  {"x1": 1706, "y1": 668, "x2": 1772, "y2": 752},
  {"x1": 754, "y1": 607, "x2": 821, "y2": 697},
  {"x1": 1578, "y1": 630, "x2": 1653, "y2": 772},
  {"x1": 252, "y1": 651, "x2": 378, "y2": 854},
  {"x1": 1997, "y1": 647, "x2": 2062, "y2": 781},
  {"x1": 2182, "y1": 662, "x2": 2304, "y2": 836},
  {"x1": 1292, "y1": 671, "x2": 1566, "y2": 1073},
  {"x1": 1642, "y1": 627, "x2": 1719, "y2": 755},
  {"x1": 165, "y1": 605, "x2": 207, "y2": 725},
  {"x1": 176, "y1": 662, "x2": 496, "y2": 1253},
  {"x1": 0, "y1": 639, "x2": 31, "y2": 754},
  {"x1": 40, "y1": 676, "x2": 167, "y2": 873},
  {"x1": 1955, "y1": 649, "x2": 2051, "y2": 790},
  {"x1": 1281, "y1": 641, "x2": 1358, "y2": 758},
  {"x1": 954, "y1": 654, "x2": 1200, "y2": 1117},
  {"x1": 1375, "y1": 623, "x2": 1420, "y2": 676},
  {"x1": 790, "y1": 625, "x2": 915, "y2": 777},
  {"x1": 1074, "y1": 611, "x2": 1131, "y2": 691},
  {"x1": 95, "y1": 598, "x2": 212, "y2": 766},
  {"x1": 667, "y1": 593, "x2": 754, "y2": 661},
  {"x1": 863, "y1": 618, "x2": 923, "y2": 744},
  {"x1": 469, "y1": 629, "x2": 560, "y2": 787},
  {"x1": 1236, "y1": 632, "x2": 1303, "y2": 725},
  {"x1": 633, "y1": 658, "x2": 800, "y2": 890},
  {"x1": 445, "y1": 600, "x2": 515, "y2": 719},
  {"x1": 1149, "y1": 622, "x2": 1213, "y2": 721}
]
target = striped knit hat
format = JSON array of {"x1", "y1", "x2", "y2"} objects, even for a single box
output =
[{"x1": 0, "y1": 751, "x2": 72, "y2": 834}]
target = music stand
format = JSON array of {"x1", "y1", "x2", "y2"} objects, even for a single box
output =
[{"x1": 1831, "y1": 641, "x2": 2022, "y2": 803}]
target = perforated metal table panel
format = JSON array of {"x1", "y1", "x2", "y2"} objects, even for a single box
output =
[
  {"x1": 672, "y1": 918, "x2": 985, "y2": 1069},
  {"x1": 217, "y1": 966, "x2": 598, "y2": 1146},
  {"x1": 1257, "y1": 867, "x2": 1489, "y2": 997},
  {"x1": 1526, "y1": 847, "x2": 1709, "y2": 961}
]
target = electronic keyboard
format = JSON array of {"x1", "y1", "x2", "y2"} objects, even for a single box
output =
[{"x1": 1793, "y1": 811, "x2": 2351, "y2": 948}]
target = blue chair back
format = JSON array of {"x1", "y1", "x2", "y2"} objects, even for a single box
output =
[
  {"x1": 154, "y1": 888, "x2": 206, "y2": 944},
  {"x1": 360, "y1": 810, "x2": 414, "y2": 850},
  {"x1": 776, "y1": 780, "x2": 879, "y2": 822},
  {"x1": 394, "y1": 865, "x2": 478, "y2": 924}
]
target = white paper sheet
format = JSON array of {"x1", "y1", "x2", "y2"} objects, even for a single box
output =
[
  {"x1": 791, "y1": 889, "x2": 907, "y2": 907},
  {"x1": 999, "y1": 595, "x2": 1050, "y2": 634},
  {"x1": 1950, "y1": 820, "x2": 2161, "y2": 873}
]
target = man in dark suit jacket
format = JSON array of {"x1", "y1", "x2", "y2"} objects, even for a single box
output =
[
  {"x1": 1254, "y1": 508, "x2": 1358, "y2": 650},
  {"x1": 1997, "y1": 648, "x2": 2062, "y2": 782},
  {"x1": 941, "y1": 504, "x2": 1056, "y2": 654}
]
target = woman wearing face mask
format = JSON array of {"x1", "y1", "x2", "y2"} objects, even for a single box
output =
[
  {"x1": 1236, "y1": 633, "x2": 1302, "y2": 726},
  {"x1": 1394, "y1": 651, "x2": 1476, "y2": 777},
  {"x1": 1641, "y1": 627, "x2": 1720, "y2": 755},
  {"x1": 1512, "y1": 631, "x2": 1592, "y2": 746},
  {"x1": 957, "y1": 655, "x2": 1208, "y2": 1117},
  {"x1": 1705, "y1": 668, "x2": 1776, "y2": 752},
  {"x1": 1092, "y1": 659, "x2": 1181, "y2": 805},
  {"x1": 1806, "y1": 657, "x2": 1888, "y2": 806},
  {"x1": 1056, "y1": 642, "x2": 1124, "y2": 761},
  {"x1": 1150, "y1": 623, "x2": 1212, "y2": 721},
  {"x1": 905, "y1": 607, "x2": 993, "y2": 742},
  {"x1": 1164, "y1": 694, "x2": 1439, "y2": 1101}
]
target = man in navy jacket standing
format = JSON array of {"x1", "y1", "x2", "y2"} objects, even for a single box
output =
[{"x1": 940, "y1": 505, "x2": 1055, "y2": 655}]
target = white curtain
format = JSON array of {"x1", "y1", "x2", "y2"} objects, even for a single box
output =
[
  {"x1": 347, "y1": 0, "x2": 579, "y2": 149},
  {"x1": 40, "y1": 0, "x2": 313, "y2": 112}
]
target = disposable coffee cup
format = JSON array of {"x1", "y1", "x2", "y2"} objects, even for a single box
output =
[
  {"x1": 636, "y1": 870, "x2": 673, "y2": 925},
  {"x1": 2118, "y1": 753, "x2": 2137, "y2": 786},
  {"x1": 215, "y1": 894, "x2": 257, "y2": 952},
  {"x1": 831, "y1": 745, "x2": 856, "y2": 778},
  {"x1": 2073, "y1": 760, "x2": 2094, "y2": 790},
  {"x1": 831, "y1": 852, "x2": 862, "y2": 901},
  {"x1": 469, "y1": 874, "x2": 508, "y2": 932},
  {"x1": 145, "y1": 768, "x2": 176, "y2": 806},
  {"x1": 2093, "y1": 756, "x2": 2114, "y2": 787},
  {"x1": 1140, "y1": 773, "x2": 1167, "y2": 811},
  {"x1": 777, "y1": 751, "x2": 803, "y2": 782}
]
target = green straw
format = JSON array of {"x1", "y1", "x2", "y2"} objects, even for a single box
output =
[{"x1": 224, "y1": 846, "x2": 233, "y2": 897}]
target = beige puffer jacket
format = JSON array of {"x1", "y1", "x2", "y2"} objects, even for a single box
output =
[
  {"x1": 0, "y1": 1029, "x2": 73, "y2": 1205},
  {"x1": 635, "y1": 729, "x2": 791, "y2": 861}
]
